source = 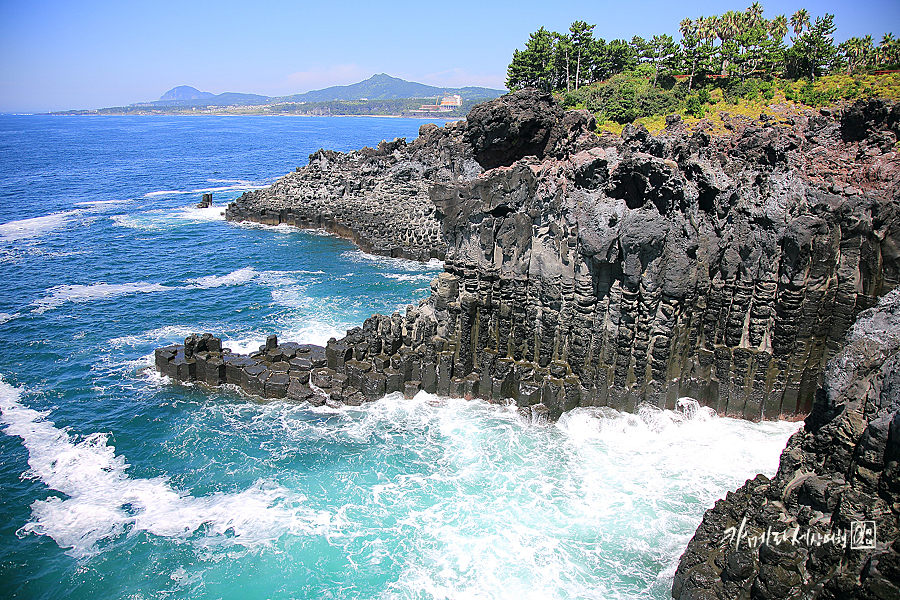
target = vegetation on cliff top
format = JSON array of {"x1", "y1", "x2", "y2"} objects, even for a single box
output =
[{"x1": 506, "y1": 4, "x2": 900, "y2": 130}]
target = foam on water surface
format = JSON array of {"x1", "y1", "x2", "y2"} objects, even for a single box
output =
[
  {"x1": 0, "y1": 379, "x2": 335, "y2": 560},
  {"x1": 0, "y1": 210, "x2": 79, "y2": 241},
  {"x1": 111, "y1": 204, "x2": 226, "y2": 230},
  {"x1": 0, "y1": 115, "x2": 804, "y2": 599}
]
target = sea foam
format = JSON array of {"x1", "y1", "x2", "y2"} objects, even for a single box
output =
[
  {"x1": 0, "y1": 379, "x2": 334, "y2": 559},
  {"x1": 31, "y1": 282, "x2": 175, "y2": 313},
  {"x1": 0, "y1": 211, "x2": 78, "y2": 242}
]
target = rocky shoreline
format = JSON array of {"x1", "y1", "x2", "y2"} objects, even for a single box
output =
[
  {"x1": 673, "y1": 289, "x2": 900, "y2": 599},
  {"x1": 222, "y1": 90, "x2": 899, "y2": 421},
  {"x1": 160, "y1": 90, "x2": 900, "y2": 597}
]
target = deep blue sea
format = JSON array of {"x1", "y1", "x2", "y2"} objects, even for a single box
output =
[{"x1": 0, "y1": 115, "x2": 801, "y2": 600}]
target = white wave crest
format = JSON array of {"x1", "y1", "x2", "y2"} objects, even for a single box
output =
[
  {"x1": 32, "y1": 282, "x2": 175, "y2": 314},
  {"x1": 340, "y1": 250, "x2": 444, "y2": 272},
  {"x1": 0, "y1": 379, "x2": 334, "y2": 559},
  {"x1": 186, "y1": 267, "x2": 258, "y2": 289},
  {"x1": 0, "y1": 312, "x2": 20, "y2": 324},
  {"x1": 106, "y1": 325, "x2": 201, "y2": 349},
  {"x1": 380, "y1": 272, "x2": 435, "y2": 283},
  {"x1": 143, "y1": 190, "x2": 189, "y2": 198},
  {"x1": 0, "y1": 211, "x2": 78, "y2": 242},
  {"x1": 112, "y1": 204, "x2": 225, "y2": 231},
  {"x1": 142, "y1": 180, "x2": 264, "y2": 199}
]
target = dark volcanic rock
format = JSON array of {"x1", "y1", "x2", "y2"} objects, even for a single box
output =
[
  {"x1": 464, "y1": 88, "x2": 565, "y2": 169},
  {"x1": 224, "y1": 117, "x2": 482, "y2": 261},
  {"x1": 673, "y1": 289, "x2": 900, "y2": 600},
  {"x1": 162, "y1": 93, "x2": 900, "y2": 600},
  {"x1": 224, "y1": 94, "x2": 899, "y2": 421}
]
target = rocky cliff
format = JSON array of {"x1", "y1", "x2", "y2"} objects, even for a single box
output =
[
  {"x1": 673, "y1": 289, "x2": 900, "y2": 599},
  {"x1": 226, "y1": 121, "x2": 480, "y2": 261},
  {"x1": 226, "y1": 91, "x2": 899, "y2": 422}
]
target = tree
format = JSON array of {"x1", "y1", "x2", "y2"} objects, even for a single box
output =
[
  {"x1": 553, "y1": 31, "x2": 573, "y2": 91},
  {"x1": 569, "y1": 21, "x2": 597, "y2": 90},
  {"x1": 506, "y1": 27, "x2": 556, "y2": 91},
  {"x1": 789, "y1": 13, "x2": 838, "y2": 80},
  {"x1": 877, "y1": 33, "x2": 899, "y2": 69},
  {"x1": 680, "y1": 18, "x2": 701, "y2": 90},
  {"x1": 591, "y1": 38, "x2": 637, "y2": 82},
  {"x1": 733, "y1": 5, "x2": 786, "y2": 80},
  {"x1": 790, "y1": 9, "x2": 810, "y2": 37},
  {"x1": 646, "y1": 34, "x2": 679, "y2": 86},
  {"x1": 714, "y1": 11, "x2": 743, "y2": 76},
  {"x1": 840, "y1": 36, "x2": 874, "y2": 74}
]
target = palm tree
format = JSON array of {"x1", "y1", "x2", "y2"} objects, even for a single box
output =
[
  {"x1": 680, "y1": 18, "x2": 698, "y2": 90},
  {"x1": 841, "y1": 36, "x2": 873, "y2": 74},
  {"x1": 747, "y1": 3, "x2": 765, "y2": 28},
  {"x1": 699, "y1": 16, "x2": 717, "y2": 46},
  {"x1": 716, "y1": 11, "x2": 742, "y2": 76},
  {"x1": 878, "y1": 33, "x2": 898, "y2": 69},
  {"x1": 769, "y1": 15, "x2": 788, "y2": 42},
  {"x1": 790, "y1": 9, "x2": 810, "y2": 37}
]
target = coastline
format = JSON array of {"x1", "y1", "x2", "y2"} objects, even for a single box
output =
[{"x1": 220, "y1": 91, "x2": 900, "y2": 423}]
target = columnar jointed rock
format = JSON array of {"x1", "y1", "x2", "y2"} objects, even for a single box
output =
[
  {"x1": 672, "y1": 289, "x2": 900, "y2": 600},
  {"x1": 225, "y1": 90, "x2": 899, "y2": 421},
  {"x1": 409, "y1": 94, "x2": 898, "y2": 420},
  {"x1": 155, "y1": 333, "x2": 329, "y2": 405}
]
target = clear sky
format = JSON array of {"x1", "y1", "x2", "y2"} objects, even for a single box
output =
[{"x1": 1, "y1": 0, "x2": 897, "y2": 113}]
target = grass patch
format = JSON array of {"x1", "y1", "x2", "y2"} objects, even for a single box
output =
[{"x1": 571, "y1": 72, "x2": 900, "y2": 138}]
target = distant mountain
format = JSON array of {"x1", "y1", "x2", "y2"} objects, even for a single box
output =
[
  {"x1": 113, "y1": 74, "x2": 504, "y2": 112},
  {"x1": 159, "y1": 86, "x2": 214, "y2": 102},
  {"x1": 275, "y1": 74, "x2": 504, "y2": 103},
  {"x1": 135, "y1": 90, "x2": 271, "y2": 108}
]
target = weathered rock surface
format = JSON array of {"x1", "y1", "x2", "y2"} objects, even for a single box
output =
[
  {"x1": 673, "y1": 288, "x2": 900, "y2": 600},
  {"x1": 223, "y1": 91, "x2": 900, "y2": 421},
  {"x1": 155, "y1": 333, "x2": 329, "y2": 404},
  {"x1": 225, "y1": 121, "x2": 481, "y2": 260}
]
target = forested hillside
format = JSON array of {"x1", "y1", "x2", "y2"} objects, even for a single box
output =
[{"x1": 505, "y1": 4, "x2": 899, "y2": 127}]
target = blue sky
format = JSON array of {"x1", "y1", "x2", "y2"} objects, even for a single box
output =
[{"x1": 1, "y1": 0, "x2": 897, "y2": 112}]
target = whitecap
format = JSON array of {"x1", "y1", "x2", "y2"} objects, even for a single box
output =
[
  {"x1": 112, "y1": 204, "x2": 225, "y2": 231},
  {"x1": 380, "y1": 272, "x2": 436, "y2": 283},
  {"x1": 74, "y1": 199, "x2": 130, "y2": 208},
  {"x1": 107, "y1": 325, "x2": 201, "y2": 349},
  {"x1": 340, "y1": 250, "x2": 444, "y2": 272},
  {"x1": 206, "y1": 178, "x2": 256, "y2": 185},
  {"x1": 32, "y1": 282, "x2": 175, "y2": 314},
  {"x1": 186, "y1": 267, "x2": 257, "y2": 289},
  {"x1": 276, "y1": 320, "x2": 344, "y2": 347},
  {"x1": 142, "y1": 180, "x2": 265, "y2": 200},
  {"x1": 0, "y1": 211, "x2": 78, "y2": 242},
  {"x1": 0, "y1": 312, "x2": 20, "y2": 324},
  {"x1": 0, "y1": 379, "x2": 334, "y2": 559},
  {"x1": 142, "y1": 190, "x2": 191, "y2": 198},
  {"x1": 191, "y1": 183, "x2": 262, "y2": 194}
]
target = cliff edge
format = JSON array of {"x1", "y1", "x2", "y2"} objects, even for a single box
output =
[
  {"x1": 673, "y1": 289, "x2": 900, "y2": 599},
  {"x1": 227, "y1": 91, "x2": 899, "y2": 420}
]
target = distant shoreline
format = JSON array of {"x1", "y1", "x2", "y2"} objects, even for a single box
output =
[{"x1": 25, "y1": 112, "x2": 463, "y2": 121}]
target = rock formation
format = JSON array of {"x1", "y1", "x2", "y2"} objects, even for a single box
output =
[
  {"x1": 673, "y1": 289, "x2": 900, "y2": 599},
  {"x1": 225, "y1": 124, "x2": 481, "y2": 261},
  {"x1": 223, "y1": 91, "x2": 900, "y2": 422}
]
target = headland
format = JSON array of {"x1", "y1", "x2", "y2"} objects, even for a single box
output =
[{"x1": 155, "y1": 89, "x2": 900, "y2": 597}]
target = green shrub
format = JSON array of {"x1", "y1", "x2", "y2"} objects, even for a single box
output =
[{"x1": 684, "y1": 95, "x2": 705, "y2": 117}]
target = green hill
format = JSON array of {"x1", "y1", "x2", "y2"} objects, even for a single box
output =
[{"x1": 274, "y1": 73, "x2": 504, "y2": 103}]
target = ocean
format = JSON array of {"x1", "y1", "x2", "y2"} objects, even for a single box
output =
[{"x1": 0, "y1": 114, "x2": 801, "y2": 599}]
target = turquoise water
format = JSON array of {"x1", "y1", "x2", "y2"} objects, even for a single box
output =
[{"x1": 0, "y1": 115, "x2": 801, "y2": 599}]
